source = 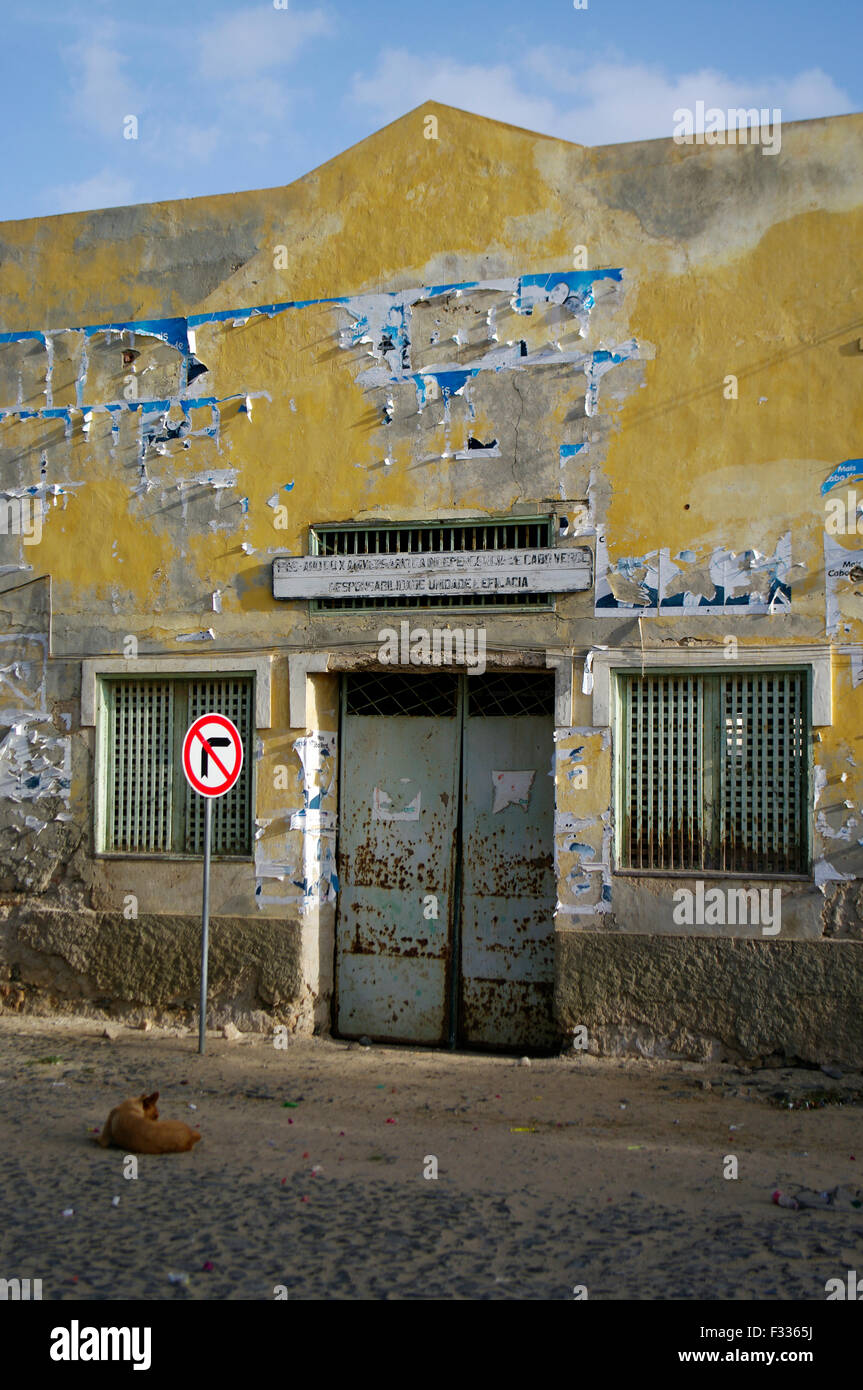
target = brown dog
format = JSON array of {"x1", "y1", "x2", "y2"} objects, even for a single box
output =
[{"x1": 97, "y1": 1091, "x2": 201, "y2": 1154}]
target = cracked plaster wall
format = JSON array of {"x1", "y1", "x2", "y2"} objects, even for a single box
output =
[{"x1": 0, "y1": 104, "x2": 861, "y2": 1044}]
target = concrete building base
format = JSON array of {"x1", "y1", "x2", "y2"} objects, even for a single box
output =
[
  {"x1": 0, "y1": 908, "x2": 307, "y2": 1032},
  {"x1": 555, "y1": 930, "x2": 863, "y2": 1066}
]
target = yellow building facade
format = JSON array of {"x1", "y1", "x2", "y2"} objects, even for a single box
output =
[{"x1": 0, "y1": 103, "x2": 861, "y2": 1061}]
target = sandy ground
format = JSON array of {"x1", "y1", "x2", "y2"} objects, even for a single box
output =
[{"x1": 1, "y1": 1014, "x2": 861, "y2": 1301}]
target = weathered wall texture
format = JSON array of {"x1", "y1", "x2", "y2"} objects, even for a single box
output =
[
  {"x1": 555, "y1": 934, "x2": 863, "y2": 1067},
  {"x1": 1, "y1": 910, "x2": 303, "y2": 1030},
  {"x1": 0, "y1": 103, "x2": 861, "y2": 1053}
]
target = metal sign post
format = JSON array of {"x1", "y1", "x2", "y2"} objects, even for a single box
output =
[
  {"x1": 181, "y1": 713, "x2": 244, "y2": 1056},
  {"x1": 200, "y1": 797, "x2": 212, "y2": 1056}
]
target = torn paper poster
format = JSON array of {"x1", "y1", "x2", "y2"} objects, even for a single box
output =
[
  {"x1": 254, "y1": 859, "x2": 295, "y2": 881},
  {"x1": 565, "y1": 749, "x2": 588, "y2": 789},
  {"x1": 594, "y1": 537, "x2": 659, "y2": 610},
  {"x1": 814, "y1": 858, "x2": 854, "y2": 891},
  {"x1": 290, "y1": 808, "x2": 337, "y2": 832},
  {"x1": 559, "y1": 443, "x2": 590, "y2": 500},
  {"x1": 492, "y1": 770, "x2": 535, "y2": 813},
  {"x1": 825, "y1": 534, "x2": 863, "y2": 636},
  {"x1": 554, "y1": 812, "x2": 602, "y2": 835},
  {"x1": 553, "y1": 811, "x2": 613, "y2": 911},
  {"x1": 0, "y1": 724, "x2": 71, "y2": 804},
  {"x1": 255, "y1": 887, "x2": 304, "y2": 909},
  {"x1": 816, "y1": 809, "x2": 856, "y2": 842},
  {"x1": 595, "y1": 533, "x2": 793, "y2": 614},
  {"x1": 0, "y1": 634, "x2": 48, "y2": 724},
  {"x1": 454, "y1": 437, "x2": 500, "y2": 459},
  {"x1": 583, "y1": 344, "x2": 636, "y2": 416},
  {"x1": 339, "y1": 274, "x2": 634, "y2": 408},
  {"x1": 292, "y1": 732, "x2": 337, "y2": 810},
  {"x1": 267, "y1": 484, "x2": 294, "y2": 508},
  {"x1": 176, "y1": 468, "x2": 237, "y2": 490},
  {"x1": 288, "y1": 732, "x2": 339, "y2": 912},
  {"x1": 0, "y1": 271, "x2": 632, "y2": 470},
  {"x1": 513, "y1": 270, "x2": 621, "y2": 317},
  {"x1": 254, "y1": 818, "x2": 300, "y2": 906},
  {"x1": 372, "y1": 782, "x2": 421, "y2": 820},
  {"x1": 553, "y1": 730, "x2": 609, "y2": 807},
  {"x1": 299, "y1": 836, "x2": 339, "y2": 910},
  {"x1": 553, "y1": 725, "x2": 611, "y2": 751},
  {"x1": 821, "y1": 459, "x2": 863, "y2": 495},
  {"x1": 582, "y1": 646, "x2": 609, "y2": 695}
]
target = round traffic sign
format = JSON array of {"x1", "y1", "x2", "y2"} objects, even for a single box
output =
[{"x1": 182, "y1": 713, "x2": 243, "y2": 798}]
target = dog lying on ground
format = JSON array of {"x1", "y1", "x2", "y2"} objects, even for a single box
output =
[{"x1": 97, "y1": 1091, "x2": 201, "y2": 1154}]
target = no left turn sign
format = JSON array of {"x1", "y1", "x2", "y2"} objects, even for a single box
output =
[{"x1": 182, "y1": 713, "x2": 243, "y2": 798}]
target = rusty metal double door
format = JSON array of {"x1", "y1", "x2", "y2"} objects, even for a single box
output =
[{"x1": 335, "y1": 670, "x2": 556, "y2": 1049}]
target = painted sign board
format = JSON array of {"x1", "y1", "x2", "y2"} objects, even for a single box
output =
[{"x1": 273, "y1": 547, "x2": 593, "y2": 600}]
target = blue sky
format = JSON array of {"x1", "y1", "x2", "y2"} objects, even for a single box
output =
[{"x1": 0, "y1": 0, "x2": 859, "y2": 221}]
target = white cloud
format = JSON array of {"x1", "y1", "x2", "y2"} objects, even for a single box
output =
[
  {"x1": 48, "y1": 9, "x2": 332, "y2": 208},
  {"x1": 140, "y1": 117, "x2": 223, "y2": 167},
  {"x1": 43, "y1": 169, "x2": 136, "y2": 215},
  {"x1": 526, "y1": 53, "x2": 854, "y2": 145},
  {"x1": 351, "y1": 50, "x2": 559, "y2": 136},
  {"x1": 218, "y1": 74, "x2": 297, "y2": 128},
  {"x1": 351, "y1": 48, "x2": 855, "y2": 147},
  {"x1": 198, "y1": 5, "x2": 333, "y2": 80},
  {"x1": 179, "y1": 124, "x2": 223, "y2": 163},
  {"x1": 779, "y1": 67, "x2": 855, "y2": 118},
  {"x1": 66, "y1": 38, "x2": 142, "y2": 141}
]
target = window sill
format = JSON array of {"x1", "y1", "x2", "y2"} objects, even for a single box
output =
[
  {"x1": 94, "y1": 852, "x2": 254, "y2": 863},
  {"x1": 613, "y1": 868, "x2": 812, "y2": 882}
]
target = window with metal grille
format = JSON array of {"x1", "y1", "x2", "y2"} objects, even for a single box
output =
[
  {"x1": 345, "y1": 672, "x2": 458, "y2": 716},
  {"x1": 310, "y1": 518, "x2": 554, "y2": 611},
  {"x1": 468, "y1": 671, "x2": 556, "y2": 717},
  {"x1": 620, "y1": 670, "x2": 809, "y2": 875},
  {"x1": 103, "y1": 677, "x2": 254, "y2": 855}
]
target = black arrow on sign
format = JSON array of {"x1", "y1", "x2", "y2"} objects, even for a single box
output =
[{"x1": 199, "y1": 735, "x2": 232, "y2": 781}]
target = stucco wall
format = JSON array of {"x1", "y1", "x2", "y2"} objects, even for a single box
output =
[
  {"x1": 0, "y1": 908, "x2": 304, "y2": 1029},
  {"x1": 555, "y1": 931, "x2": 863, "y2": 1066},
  {"x1": 0, "y1": 103, "x2": 861, "y2": 1049}
]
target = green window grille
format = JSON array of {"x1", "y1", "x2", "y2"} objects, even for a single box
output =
[
  {"x1": 103, "y1": 676, "x2": 254, "y2": 855},
  {"x1": 309, "y1": 517, "x2": 554, "y2": 611},
  {"x1": 621, "y1": 670, "x2": 808, "y2": 875}
]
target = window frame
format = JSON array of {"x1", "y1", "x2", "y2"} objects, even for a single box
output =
[
  {"x1": 612, "y1": 665, "x2": 813, "y2": 880},
  {"x1": 94, "y1": 671, "x2": 257, "y2": 860}
]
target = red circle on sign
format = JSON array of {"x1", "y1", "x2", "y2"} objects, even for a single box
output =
[{"x1": 182, "y1": 713, "x2": 243, "y2": 798}]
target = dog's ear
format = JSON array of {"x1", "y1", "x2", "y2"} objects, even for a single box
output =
[{"x1": 144, "y1": 1091, "x2": 159, "y2": 1109}]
